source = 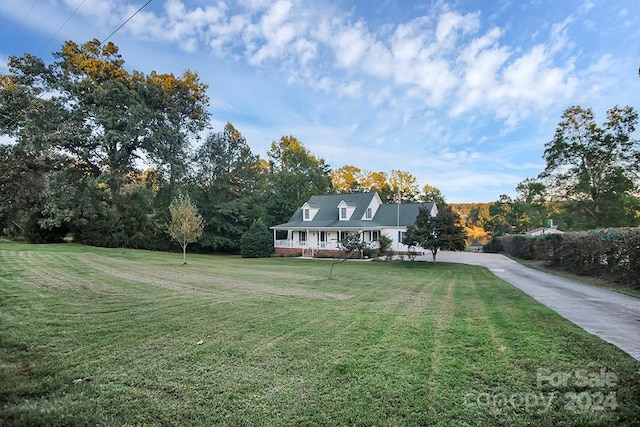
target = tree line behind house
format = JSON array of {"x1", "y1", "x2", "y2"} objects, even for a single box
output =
[{"x1": 1, "y1": 40, "x2": 638, "y2": 252}]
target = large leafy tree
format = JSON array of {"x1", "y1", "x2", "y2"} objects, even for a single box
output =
[
  {"x1": 38, "y1": 161, "x2": 108, "y2": 235},
  {"x1": 482, "y1": 180, "x2": 551, "y2": 237},
  {"x1": 482, "y1": 194, "x2": 520, "y2": 237},
  {"x1": 329, "y1": 166, "x2": 422, "y2": 203},
  {"x1": 0, "y1": 145, "x2": 66, "y2": 241},
  {"x1": 359, "y1": 170, "x2": 392, "y2": 198},
  {"x1": 330, "y1": 165, "x2": 362, "y2": 193},
  {"x1": 514, "y1": 178, "x2": 550, "y2": 231},
  {"x1": 266, "y1": 135, "x2": 332, "y2": 225},
  {"x1": 192, "y1": 122, "x2": 265, "y2": 251},
  {"x1": 0, "y1": 39, "x2": 209, "y2": 212},
  {"x1": 540, "y1": 105, "x2": 640, "y2": 229},
  {"x1": 404, "y1": 202, "x2": 467, "y2": 262},
  {"x1": 332, "y1": 167, "x2": 394, "y2": 200},
  {"x1": 422, "y1": 184, "x2": 445, "y2": 203},
  {"x1": 388, "y1": 169, "x2": 420, "y2": 203}
]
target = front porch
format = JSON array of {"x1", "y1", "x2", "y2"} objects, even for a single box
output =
[{"x1": 273, "y1": 229, "x2": 381, "y2": 257}]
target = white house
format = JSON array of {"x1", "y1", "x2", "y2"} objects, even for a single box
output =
[
  {"x1": 524, "y1": 219, "x2": 564, "y2": 237},
  {"x1": 270, "y1": 192, "x2": 437, "y2": 257}
]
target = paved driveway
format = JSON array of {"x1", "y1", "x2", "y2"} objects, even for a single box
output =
[{"x1": 428, "y1": 251, "x2": 640, "y2": 361}]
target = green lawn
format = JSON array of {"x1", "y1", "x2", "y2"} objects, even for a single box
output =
[{"x1": 1, "y1": 243, "x2": 639, "y2": 426}]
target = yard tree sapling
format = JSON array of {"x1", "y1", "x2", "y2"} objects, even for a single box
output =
[
  {"x1": 329, "y1": 233, "x2": 366, "y2": 279},
  {"x1": 168, "y1": 194, "x2": 204, "y2": 264},
  {"x1": 377, "y1": 234, "x2": 392, "y2": 258}
]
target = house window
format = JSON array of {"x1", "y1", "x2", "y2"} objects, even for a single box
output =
[
  {"x1": 304, "y1": 209, "x2": 310, "y2": 220},
  {"x1": 365, "y1": 207, "x2": 372, "y2": 219},
  {"x1": 340, "y1": 207, "x2": 347, "y2": 219},
  {"x1": 398, "y1": 231, "x2": 405, "y2": 243},
  {"x1": 372, "y1": 231, "x2": 379, "y2": 241},
  {"x1": 340, "y1": 231, "x2": 352, "y2": 242},
  {"x1": 299, "y1": 231, "x2": 307, "y2": 242}
]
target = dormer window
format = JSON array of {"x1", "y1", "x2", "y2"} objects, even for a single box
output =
[
  {"x1": 338, "y1": 200, "x2": 356, "y2": 221},
  {"x1": 365, "y1": 207, "x2": 372, "y2": 219},
  {"x1": 302, "y1": 202, "x2": 318, "y2": 221}
]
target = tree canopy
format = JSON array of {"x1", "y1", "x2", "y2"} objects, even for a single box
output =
[
  {"x1": 539, "y1": 105, "x2": 639, "y2": 229},
  {"x1": 404, "y1": 202, "x2": 467, "y2": 262},
  {"x1": 2, "y1": 40, "x2": 464, "y2": 250},
  {"x1": 192, "y1": 122, "x2": 265, "y2": 251},
  {"x1": 265, "y1": 135, "x2": 332, "y2": 225},
  {"x1": 483, "y1": 105, "x2": 640, "y2": 235},
  {"x1": 1, "y1": 39, "x2": 209, "y2": 211}
]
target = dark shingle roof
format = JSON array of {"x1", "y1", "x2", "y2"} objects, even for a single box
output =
[
  {"x1": 373, "y1": 203, "x2": 424, "y2": 227},
  {"x1": 271, "y1": 192, "x2": 434, "y2": 230}
]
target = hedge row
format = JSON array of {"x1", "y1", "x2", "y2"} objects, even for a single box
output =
[{"x1": 483, "y1": 228, "x2": 640, "y2": 288}]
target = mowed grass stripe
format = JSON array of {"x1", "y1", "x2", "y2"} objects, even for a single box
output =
[{"x1": 1, "y1": 243, "x2": 639, "y2": 426}]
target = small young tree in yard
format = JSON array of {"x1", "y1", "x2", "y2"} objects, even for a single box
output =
[
  {"x1": 168, "y1": 194, "x2": 204, "y2": 264},
  {"x1": 377, "y1": 234, "x2": 392, "y2": 258},
  {"x1": 404, "y1": 202, "x2": 467, "y2": 262},
  {"x1": 329, "y1": 233, "x2": 366, "y2": 279},
  {"x1": 240, "y1": 219, "x2": 273, "y2": 258}
]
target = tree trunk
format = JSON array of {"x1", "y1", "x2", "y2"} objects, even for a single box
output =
[
  {"x1": 432, "y1": 249, "x2": 438, "y2": 263},
  {"x1": 182, "y1": 242, "x2": 187, "y2": 264},
  {"x1": 110, "y1": 178, "x2": 121, "y2": 212}
]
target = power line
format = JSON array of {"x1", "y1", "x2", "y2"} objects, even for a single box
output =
[
  {"x1": 37, "y1": 0, "x2": 87, "y2": 56},
  {"x1": 2, "y1": 0, "x2": 155, "y2": 138},
  {"x1": 1, "y1": 0, "x2": 41, "y2": 54},
  {"x1": 100, "y1": 0, "x2": 154, "y2": 46}
]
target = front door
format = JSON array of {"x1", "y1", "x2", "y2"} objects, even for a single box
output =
[{"x1": 319, "y1": 231, "x2": 326, "y2": 248}]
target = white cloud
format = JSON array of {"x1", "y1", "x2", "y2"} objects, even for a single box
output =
[
  {"x1": 208, "y1": 14, "x2": 250, "y2": 53},
  {"x1": 452, "y1": 17, "x2": 578, "y2": 127},
  {"x1": 548, "y1": 17, "x2": 574, "y2": 55},
  {"x1": 0, "y1": 55, "x2": 8, "y2": 74},
  {"x1": 577, "y1": 54, "x2": 618, "y2": 101},
  {"x1": 367, "y1": 86, "x2": 392, "y2": 108},
  {"x1": 3, "y1": 0, "x2": 632, "y2": 202},
  {"x1": 329, "y1": 20, "x2": 371, "y2": 69},
  {"x1": 63, "y1": 0, "x2": 116, "y2": 24},
  {"x1": 248, "y1": 0, "x2": 297, "y2": 64},
  {"x1": 579, "y1": 1, "x2": 595, "y2": 14},
  {"x1": 337, "y1": 80, "x2": 363, "y2": 98},
  {"x1": 59, "y1": 0, "x2": 582, "y2": 132},
  {"x1": 435, "y1": 10, "x2": 480, "y2": 46}
]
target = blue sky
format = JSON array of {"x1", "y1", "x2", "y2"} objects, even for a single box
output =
[{"x1": 1, "y1": 0, "x2": 638, "y2": 202}]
